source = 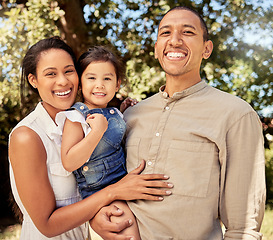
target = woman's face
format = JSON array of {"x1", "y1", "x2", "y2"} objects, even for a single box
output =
[{"x1": 28, "y1": 49, "x2": 79, "y2": 119}]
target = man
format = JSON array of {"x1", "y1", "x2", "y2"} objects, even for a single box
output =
[{"x1": 91, "y1": 6, "x2": 266, "y2": 240}]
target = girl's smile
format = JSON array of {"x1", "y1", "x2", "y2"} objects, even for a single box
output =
[{"x1": 81, "y1": 61, "x2": 120, "y2": 109}]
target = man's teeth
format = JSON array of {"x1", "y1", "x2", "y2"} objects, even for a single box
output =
[
  {"x1": 55, "y1": 89, "x2": 71, "y2": 96},
  {"x1": 167, "y1": 52, "x2": 185, "y2": 58}
]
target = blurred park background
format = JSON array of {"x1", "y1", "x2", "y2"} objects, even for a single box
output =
[{"x1": 0, "y1": 0, "x2": 273, "y2": 238}]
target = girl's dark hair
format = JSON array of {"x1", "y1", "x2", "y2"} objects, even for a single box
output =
[
  {"x1": 21, "y1": 36, "x2": 77, "y2": 94},
  {"x1": 77, "y1": 46, "x2": 126, "y2": 86}
]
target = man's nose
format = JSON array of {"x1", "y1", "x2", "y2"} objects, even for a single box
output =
[{"x1": 169, "y1": 32, "x2": 183, "y2": 46}]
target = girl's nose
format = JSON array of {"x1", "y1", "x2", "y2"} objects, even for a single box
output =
[{"x1": 95, "y1": 81, "x2": 105, "y2": 89}]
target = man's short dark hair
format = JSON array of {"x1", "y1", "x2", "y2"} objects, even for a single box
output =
[{"x1": 161, "y1": 6, "x2": 209, "y2": 42}]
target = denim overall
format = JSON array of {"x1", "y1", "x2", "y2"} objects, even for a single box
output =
[{"x1": 69, "y1": 102, "x2": 127, "y2": 199}]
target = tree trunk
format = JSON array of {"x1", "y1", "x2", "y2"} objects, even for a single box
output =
[{"x1": 56, "y1": 0, "x2": 90, "y2": 57}]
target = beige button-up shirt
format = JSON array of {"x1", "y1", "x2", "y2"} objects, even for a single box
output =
[{"x1": 124, "y1": 81, "x2": 266, "y2": 240}]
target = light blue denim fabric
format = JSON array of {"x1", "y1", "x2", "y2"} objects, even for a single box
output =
[{"x1": 69, "y1": 102, "x2": 127, "y2": 199}]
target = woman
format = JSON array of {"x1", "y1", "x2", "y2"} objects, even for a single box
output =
[{"x1": 8, "y1": 37, "x2": 173, "y2": 240}]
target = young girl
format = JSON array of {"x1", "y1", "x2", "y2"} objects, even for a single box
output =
[
  {"x1": 56, "y1": 46, "x2": 146, "y2": 239},
  {"x1": 9, "y1": 38, "x2": 173, "y2": 240}
]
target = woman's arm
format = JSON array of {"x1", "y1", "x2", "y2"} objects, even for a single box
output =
[
  {"x1": 61, "y1": 113, "x2": 107, "y2": 172},
  {"x1": 9, "y1": 126, "x2": 92, "y2": 237},
  {"x1": 9, "y1": 126, "x2": 172, "y2": 238}
]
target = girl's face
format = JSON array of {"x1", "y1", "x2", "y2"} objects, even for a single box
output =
[
  {"x1": 81, "y1": 61, "x2": 120, "y2": 109},
  {"x1": 28, "y1": 49, "x2": 79, "y2": 120}
]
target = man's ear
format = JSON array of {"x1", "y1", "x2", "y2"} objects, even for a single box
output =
[
  {"x1": 28, "y1": 73, "x2": 37, "y2": 88},
  {"x1": 154, "y1": 42, "x2": 158, "y2": 59},
  {"x1": 202, "y1": 40, "x2": 213, "y2": 59}
]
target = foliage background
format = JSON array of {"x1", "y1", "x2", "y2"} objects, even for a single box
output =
[{"x1": 0, "y1": 0, "x2": 273, "y2": 227}]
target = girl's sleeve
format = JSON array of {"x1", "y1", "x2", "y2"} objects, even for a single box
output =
[{"x1": 54, "y1": 110, "x2": 90, "y2": 146}]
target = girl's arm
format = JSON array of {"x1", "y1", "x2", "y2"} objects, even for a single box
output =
[
  {"x1": 9, "y1": 126, "x2": 172, "y2": 238},
  {"x1": 61, "y1": 113, "x2": 107, "y2": 172}
]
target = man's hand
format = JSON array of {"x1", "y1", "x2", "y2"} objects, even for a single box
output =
[{"x1": 90, "y1": 205, "x2": 134, "y2": 240}]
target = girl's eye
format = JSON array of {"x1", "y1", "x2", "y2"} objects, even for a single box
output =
[
  {"x1": 88, "y1": 77, "x2": 96, "y2": 80},
  {"x1": 104, "y1": 77, "x2": 112, "y2": 81}
]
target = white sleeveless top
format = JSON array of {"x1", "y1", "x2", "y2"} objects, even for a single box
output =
[{"x1": 9, "y1": 102, "x2": 91, "y2": 240}]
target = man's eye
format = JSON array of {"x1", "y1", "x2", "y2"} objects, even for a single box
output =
[
  {"x1": 161, "y1": 31, "x2": 170, "y2": 35},
  {"x1": 184, "y1": 30, "x2": 194, "y2": 34}
]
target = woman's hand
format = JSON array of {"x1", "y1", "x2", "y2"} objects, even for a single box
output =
[
  {"x1": 107, "y1": 160, "x2": 173, "y2": 201},
  {"x1": 120, "y1": 97, "x2": 138, "y2": 113}
]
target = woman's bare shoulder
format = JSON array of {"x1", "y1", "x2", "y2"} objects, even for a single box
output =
[{"x1": 9, "y1": 126, "x2": 46, "y2": 165}]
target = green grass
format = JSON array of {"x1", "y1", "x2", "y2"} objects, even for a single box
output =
[
  {"x1": 1, "y1": 209, "x2": 273, "y2": 240},
  {"x1": 261, "y1": 208, "x2": 273, "y2": 239}
]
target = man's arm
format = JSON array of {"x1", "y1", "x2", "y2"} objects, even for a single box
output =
[{"x1": 220, "y1": 112, "x2": 266, "y2": 239}]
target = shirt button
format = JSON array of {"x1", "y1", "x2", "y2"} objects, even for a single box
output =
[
  {"x1": 83, "y1": 166, "x2": 89, "y2": 171},
  {"x1": 147, "y1": 161, "x2": 153, "y2": 166},
  {"x1": 110, "y1": 109, "x2": 115, "y2": 114},
  {"x1": 155, "y1": 132, "x2": 160, "y2": 137},
  {"x1": 165, "y1": 106, "x2": 170, "y2": 110},
  {"x1": 80, "y1": 106, "x2": 84, "y2": 110}
]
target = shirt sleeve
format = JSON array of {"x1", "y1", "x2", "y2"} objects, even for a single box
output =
[
  {"x1": 54, "y1": 110, "x2": 90, "y2": 146},
  {"x1": 220, "y1": 112, "x2": 266, "y2": 240}
]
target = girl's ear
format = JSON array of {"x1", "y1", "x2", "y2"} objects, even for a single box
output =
[
  {"x1": 28, "y1": 73, "x2": 37, "y2": 88},
  {"x1": 116, "y1": 79, "x2": 121, "y2": 92}
]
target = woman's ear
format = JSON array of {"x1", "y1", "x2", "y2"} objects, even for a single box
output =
[
  {"x1": 116, "y1": 79, "x2": 121, "y2": 92},
  {"x1": 28, "y1": 73, "x2": 37, "y2": 88},
  {"x1": 202, "y1": 40, "x2": 213, "y2": 59}
]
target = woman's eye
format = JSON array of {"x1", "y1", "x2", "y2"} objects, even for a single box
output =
[
  {"x1": 46, "y1": 72, "x2": 56, "y2": 76},
  {"x1": 65, "y1": 69, "x2": 75, "y2": 74}
]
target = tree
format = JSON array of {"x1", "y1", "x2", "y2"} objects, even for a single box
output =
[{"x1": 1, "y1": 0, "x2": 272, "y2": 109}]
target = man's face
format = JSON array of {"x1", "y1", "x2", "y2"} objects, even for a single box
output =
[{"x1": 154, "y1": 9, "x2": 212, "y2": 79}]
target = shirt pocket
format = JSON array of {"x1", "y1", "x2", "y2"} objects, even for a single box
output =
[
  {"x1": 48, "y1": 162, "x2": 79, "y2": 200},
  {"x1": 125, "y1": 137, "x2": 141, "y2": 172},
  {"x1": 166, "y1": 140, "x2": 217, "y2": 198}
]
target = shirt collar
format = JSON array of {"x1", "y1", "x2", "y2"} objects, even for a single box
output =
[
  {"x1": 36, "y1": 102, "x2": 58, "y2": 141},
  {"x1": 159, "y1": 80, "x2": 207, "y2": 102}
]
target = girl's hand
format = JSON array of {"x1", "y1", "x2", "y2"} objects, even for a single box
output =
[
  {"x1": 108, "y1": 160, "x2": 173, "y2": 201},
  {"x1": 86, "y1": 113, "x2": 108, "y2": 134},
  {"x1": 120, "y1": 97, "x2": 138, "y2": 113}
]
